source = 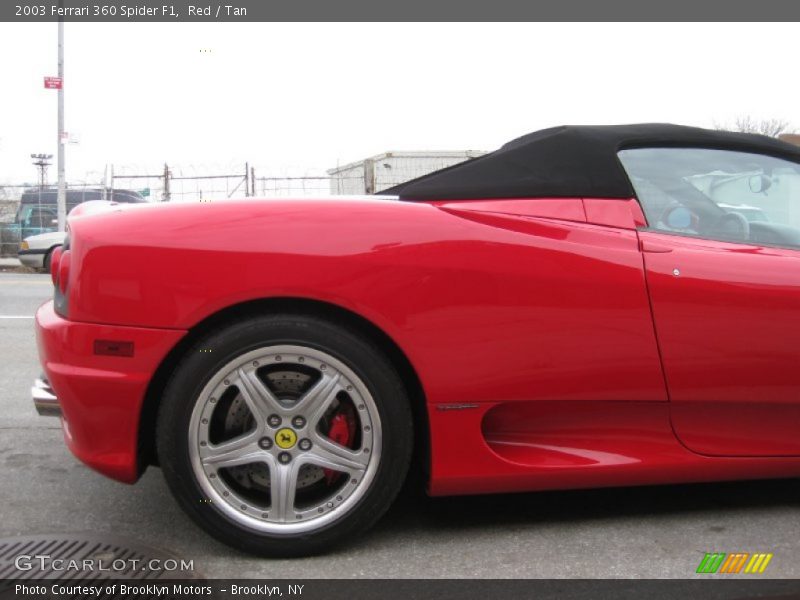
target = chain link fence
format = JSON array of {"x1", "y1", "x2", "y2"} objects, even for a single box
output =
[
  {"x1": 110, "y1": 164, "x2": 254, "y2": 202},
  {"x1": 1, "y1": 151, "x2": 485, "y2": 256},
  {"x1": 257, "y1": 175, "x2": 363, "y2": 197}
]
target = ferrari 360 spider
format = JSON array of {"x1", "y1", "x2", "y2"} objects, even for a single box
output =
[{"x1": 33, "y1": 124, "x2": 800, "y2": 555}]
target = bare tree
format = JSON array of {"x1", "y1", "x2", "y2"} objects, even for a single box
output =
[{"x1": 715, "y1": 116, "x2": 793, "y2": 138}]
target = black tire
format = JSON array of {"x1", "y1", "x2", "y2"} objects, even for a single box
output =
[
  {"x1": 156, "y1": 313, "x2": 414, "y2": 556},
  {"x1": 42, "y1": 249, "x2": 53, "y2": 273}
]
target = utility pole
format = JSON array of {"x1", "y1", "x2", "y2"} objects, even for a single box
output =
[
  {"x1": 163, "y1": 163, "x2": 171, "y2": 201},
  {"x1": 363, "y1": 158, "x2": 376, "y2": 194},
  {"x1": 56, "y1": 12, "x2": 66, "y2": 232},
  {"x1": 31, "y1": 154, "x2": 53, "y2": 190}
]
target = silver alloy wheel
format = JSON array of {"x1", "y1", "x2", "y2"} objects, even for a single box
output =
[{"x1": 188, "y1": 345, "x2": 381, "y2": 534}]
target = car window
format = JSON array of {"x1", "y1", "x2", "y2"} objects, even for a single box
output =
[
  {"x1": 16, "y1": 206, "x2": 38, "y2": 225},
  {"x1": 618, "y1": 147, "x2": 800, "y2": 249},
  {"x1": 26, "y1": 206, "x2": 56, "y2": 229}
]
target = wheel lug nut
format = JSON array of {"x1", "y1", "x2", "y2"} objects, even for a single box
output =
[
  {"x1": 292, "y1": 416, "x2": 306, "y2": 428},
  {"x1": 267, "y1": 414, "x2": 281, "y2": 428},
  {"x1": 278, "y1": 451, "x2": 292, "y2": 464},
  {"x1": 298, "y1": 438, "x2": 312, "y2": 451},
  {"x1": 259, "y1": 437, "x2": 273, "y2": 450}
]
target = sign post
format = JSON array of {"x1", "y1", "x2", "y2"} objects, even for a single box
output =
[{"x1": 56, "y1": 17, "x2": 66, "y2": 232}]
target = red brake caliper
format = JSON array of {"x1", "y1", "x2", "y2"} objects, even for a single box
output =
[{"x1": 323, "y1": 404, "x2": 357, "y2": 485}]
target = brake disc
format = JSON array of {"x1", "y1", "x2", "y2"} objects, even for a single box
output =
[{"x1": 225, "y1": 370, "x2": 325, "y2": 490}]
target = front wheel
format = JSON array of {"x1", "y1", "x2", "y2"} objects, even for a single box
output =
[{"x1": 156, "y1": 314, "x2": 413, "y2": 556}]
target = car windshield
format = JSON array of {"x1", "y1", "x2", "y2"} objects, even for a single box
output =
[{"x1": 618, "y1": 147, "x2": 800, "y2": 245}]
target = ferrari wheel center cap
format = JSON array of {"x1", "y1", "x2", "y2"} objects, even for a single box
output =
[{"x1": 275, "y1": 428, "x2": 297, "y2": 449}]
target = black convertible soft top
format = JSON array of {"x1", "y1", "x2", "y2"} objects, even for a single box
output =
[{"x1": 379, "y1": 124, "x2": 800, "y2": 201}]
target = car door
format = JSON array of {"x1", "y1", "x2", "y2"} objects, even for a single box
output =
[{"x1": 620, "y1": 147, "x2": 800, "y2": 456}]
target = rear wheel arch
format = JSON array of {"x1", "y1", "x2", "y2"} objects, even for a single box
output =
[{"x1": 138, "y1": 297, "x2": 429, "y2": 480}]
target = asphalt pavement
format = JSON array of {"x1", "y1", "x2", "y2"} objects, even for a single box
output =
[{"x1": 2, "y1": 271, "x2": 800, "y2": 579}]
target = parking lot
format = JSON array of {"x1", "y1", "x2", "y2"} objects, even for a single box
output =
[{"x1": 3, "y1": 270, "x2": 800, "y2": 579}]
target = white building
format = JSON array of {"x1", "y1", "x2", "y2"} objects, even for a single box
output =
[{"x1": 328, "y1": 150, "x2": 486, "y2": 195}]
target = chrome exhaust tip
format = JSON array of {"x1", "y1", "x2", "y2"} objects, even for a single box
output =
[{"x1": 32, "y1": 376, "x2": 61, "y2": 417}]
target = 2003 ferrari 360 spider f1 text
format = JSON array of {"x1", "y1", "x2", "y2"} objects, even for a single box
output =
[{"x1": 33, "y1": 124, "x2": 800, "y2": 555}]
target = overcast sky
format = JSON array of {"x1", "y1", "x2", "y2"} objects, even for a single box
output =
[{"x1": 0, "y1": 22, "x2": 797, "y2": 185}]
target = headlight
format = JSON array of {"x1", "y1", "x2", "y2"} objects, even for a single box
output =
[{"x1": 20, "y1": 241, "x2": 29, "y2": 250}]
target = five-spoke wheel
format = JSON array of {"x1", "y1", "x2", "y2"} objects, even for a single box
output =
[
  {"x1": 189, "y1": 345, "x2": 380, "y2": 532},
  {"x1": 157, "y1": 314, "x2": 413, "y2": 556}
]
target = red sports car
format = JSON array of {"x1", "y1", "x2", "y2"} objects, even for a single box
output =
[{"x1": 33, "y1": 124, "x2": 800, "y2": 556}]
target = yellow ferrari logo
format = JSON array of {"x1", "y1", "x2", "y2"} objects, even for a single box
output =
[{"x1": 275, "y1": 428, "x2": 297, "y2": 449}]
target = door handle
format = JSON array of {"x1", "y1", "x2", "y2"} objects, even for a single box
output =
[{"x1": 639, "y1": 239, "x2": 673, "y2": 253}]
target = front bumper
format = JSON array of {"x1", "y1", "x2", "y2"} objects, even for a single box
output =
[
  {"x1": 35, "y1": 300, "x2": 186, "y2": 483},
  {"x1": 18, "y1": 249, "x2": 46, "y2": 269}
]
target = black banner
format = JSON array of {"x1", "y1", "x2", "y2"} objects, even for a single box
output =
[
  {"x1": 3, "y1": 0, "x2": 800, "y2": 22},
  {"x1": 3, "y1": 580, "x2": 800, "y2": 600}
]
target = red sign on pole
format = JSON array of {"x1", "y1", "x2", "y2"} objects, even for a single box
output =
[{"x1": 44, "y1": 76, "x2": 62, "y2": 90}]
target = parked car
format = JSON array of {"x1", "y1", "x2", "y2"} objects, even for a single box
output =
[
  {"x1": 18, "y1": 231, "x2": 66, "y2": 270},
  {"x1": 33, "y1": 124, "x2": 800, "y2": 557},
  {"x1": 1, "y1": 188, "x2": 146, "y2": 251}
]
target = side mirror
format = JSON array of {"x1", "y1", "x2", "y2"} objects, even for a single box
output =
[{"x1": 749, "y1": 174, "x2": 772, "y2": 194}]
